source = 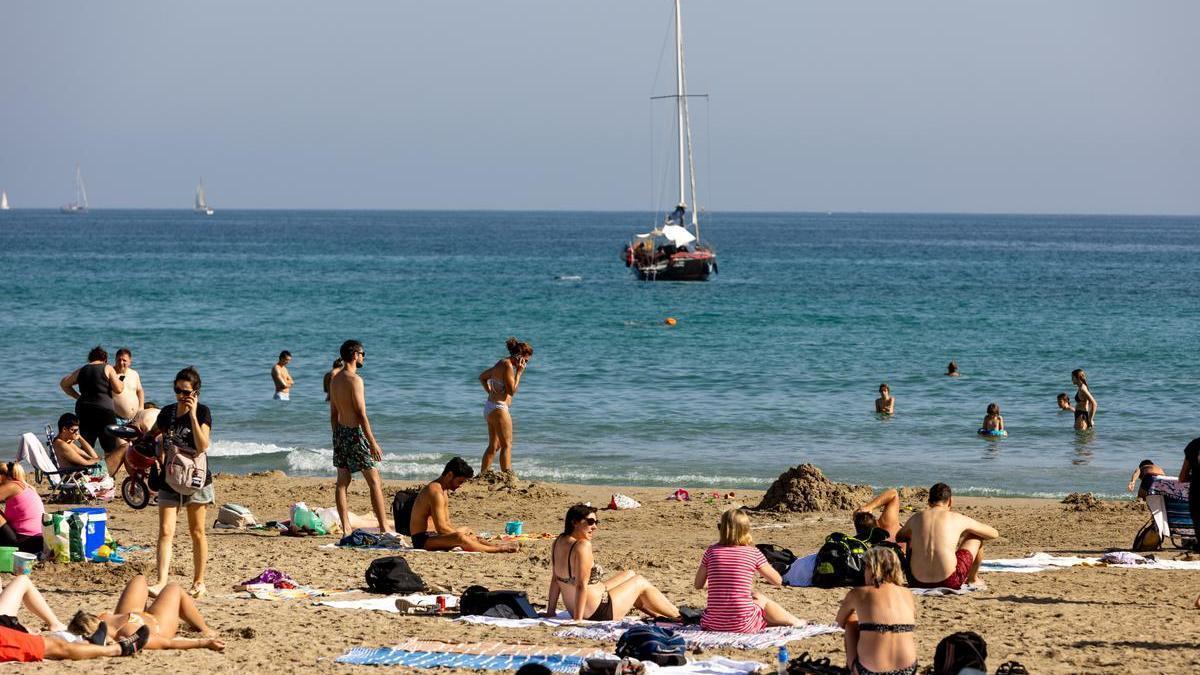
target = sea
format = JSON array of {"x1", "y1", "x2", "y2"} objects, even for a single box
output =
[{"x1": 1, "y1": 209, "x2": 1197, "y2": 499}]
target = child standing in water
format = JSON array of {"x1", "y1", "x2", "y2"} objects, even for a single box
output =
[
  {"x1": 874, "y1": 384, "x2": 895, "y2": 415},
  {"x1": 979, "y1": 403, "x2": 1005, "y2": 435}
]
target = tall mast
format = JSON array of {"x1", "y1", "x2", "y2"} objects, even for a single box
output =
[{"x1": 674, "y1": 0, "x2": 687, "y2": 215}]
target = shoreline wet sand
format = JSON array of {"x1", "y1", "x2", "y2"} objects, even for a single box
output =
[{"x1": 17, "y1": 472, "x2": 1200, "y2": 674}]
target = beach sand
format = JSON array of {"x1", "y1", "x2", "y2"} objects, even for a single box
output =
[{"x1": 16, "y1": 473, "x2": 1200, "y2": 674}]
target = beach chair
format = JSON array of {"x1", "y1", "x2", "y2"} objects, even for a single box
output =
[
  {"x1": 21, "y1": 426, "x2": 94, "y2": 504},
  {"x1": 1146, "y1": 476, "x2": 1194, "y2": 549}
]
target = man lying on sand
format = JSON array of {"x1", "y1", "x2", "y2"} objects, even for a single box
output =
[
  {"x1": 897, "y1": 483, "x2": 998, "y2": 590},
  {"x1": 409, "y1": 457, "x2": 518, "y2": 553},
  {"x1": 855, "y1": 488, "x2": 903, "y2": 542}
]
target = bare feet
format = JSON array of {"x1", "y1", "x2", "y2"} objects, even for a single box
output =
[{"x1": 147, "y1": 583, "x2": 167, "y2": 598}]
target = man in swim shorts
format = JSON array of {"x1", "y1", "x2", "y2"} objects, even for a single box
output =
[
  {"x1": 408, "y1": 457, "x2": 518, "y2": 553},
  {"x1": 897, "y1": 483, "x2": 998, "y2": 590},
  {"x1": 272, "y1": 351, "x2": 294, "y2": 401},
  {"x1": 329, "y1": 340, "x2": 391, "y2": 537}
]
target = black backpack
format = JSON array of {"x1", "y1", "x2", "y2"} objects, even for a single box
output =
[
  {"x1": 459, "y1": 585, "x2": 540, "y2": 619},
  {"x1": 811, "y1": 532, "x2": 869, "y2": 588},
  {"x1": 392, "y1": 490, "x2": 418, "y2": 537},
  {"x1": 931, "y1": 631, "x2": 987, "y2": 675},
  {"x1": 756, "y1": 543, "x2": 797, "y2": 576},
  {"x1": 615, "y1": 625, "x2": 687, "y2": 667},
  {"x1": 365, "y1": 556, "x2": 426, "y2": 594}
]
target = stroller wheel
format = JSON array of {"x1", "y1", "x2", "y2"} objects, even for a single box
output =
[{"x1": 122, "y1": 476, "x2": 150, "y2": 510}]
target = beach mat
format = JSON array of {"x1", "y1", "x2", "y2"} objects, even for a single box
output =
[
  {"x1": 335, "y1": 640, "x2": 596, "y2": 671},
  {"x1": 318, "y1": 593, "x2": 459, "y2": 613},
  {"x1": 555, "y1": 622, "x2": 841, "y2": 650},
  {"x1": 980, "y1": 551, "x2": 1200, "y2": 574},
  {"x1": 910, "y1": 583, "x2": 985, "y2": 597}
]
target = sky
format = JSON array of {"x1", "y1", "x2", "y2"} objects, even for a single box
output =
[{"x1": 1, "y1": 1, "x2": 1197, "y2": 214}]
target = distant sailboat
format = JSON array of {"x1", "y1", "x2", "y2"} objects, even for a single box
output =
[
  {"x1": 0, "y1": 191, "x2": 9, "y2": 210},
  {"x1": 60, "y1": 164, "x2": 88, "y2": 214},
  {"x1": 194, "y1": 179, "x2": 214, "y2": 215}
]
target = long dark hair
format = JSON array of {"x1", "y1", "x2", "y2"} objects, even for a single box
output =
[{"x1": 562, "y1": 503, "x2": 597, "y2": 536}]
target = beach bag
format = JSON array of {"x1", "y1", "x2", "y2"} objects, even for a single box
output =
[
  {"x1": 163, "y1": 441, "x2": 207, "y2": 496},
  {"x1": 756, "y1": 543, "x2": 797, "y2": 576},
  {"x1": 812, "y1": 532, "x2": 869, "y2": 588},
  {"x1": 1131, "y1": 518, "x2": 1162, "y2": 552},
  {"x1": 365, "y1": 556, "x2": 426, "y2": 594},
  {"x1": 458, "y1": 585, "x2": 539, "y2": 619},
  {"x1": 290, "y1": 502, "x2": 328, "y2": 535},
  {"x1": 42, "y1": 513, "x2": 71, "y2": 563},
  {"x1": 931, "y1": 631, "x2": 987, "y2": 675},
  {"x1": 215, "y1": 503, "x2": 256, "y2": 529},
  {"x1": 392, "y1": 490, "x2": 417, "y2": 536},
  {"x1": 616, "y1": 625, "x2": 687, "y2": 667}
]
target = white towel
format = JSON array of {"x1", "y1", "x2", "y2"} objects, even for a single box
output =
[
  {"x1": 910, "y1": 583, "x2": 984, "y2": 596},
  {"x1": 647, "y1": 657, "x2": 766, "y2": 674},
  {"x1": 454, "y1": 611, "x2": 577, "y2": 628},
  {"x1": 980, "y1": 551, "x2": 1200, "y2": 574},
  {"x1": 318, "y1": 593, "x2": 459, "y2": 613}
]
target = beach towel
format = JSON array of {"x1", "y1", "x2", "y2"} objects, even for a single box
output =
[
  {"x1": 555, "y1": 622, "x2": 842, "y2": 650},
  {"x1": 647, "y1": 657, "x2": 765, "y2": 675},
  {"x1": 318, "y1": 593, "x2": 459, "y2": 613},
  {"x1": 979, "y1": 551, "x2": 1200, "y2": 574},
  {"x1": 335, "y1": 640, "x2": 598, "y2": 671},
  {"x1": 910, "y1": 583, "x2": 985, "y2": 596},
  {"x1": 454, "y1": 611, "x2": 575, "y2": 628},
  {"x1": 243, "y1": 585, "x2": 332, "y2": 601}
]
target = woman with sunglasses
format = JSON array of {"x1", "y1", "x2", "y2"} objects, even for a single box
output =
[
  {"x1": 0, "y1": 461, "x2": 45, "y2": 555},
  {"x1": 479, "y1": 337, "x2": 533, "y2": 475},
  {"x1": 147, "y1": 367, "x2": 212, "y2": 599},
  {"x1": 546, "y1": 504, "x2": 680, "y2": 621}
]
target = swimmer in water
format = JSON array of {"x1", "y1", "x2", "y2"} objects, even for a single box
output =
[
  {"x1": 874, "y1": 383, "x2": 894, "y2": 415},
  {"x1": 946, "y1": 361, "x2": 960, "y2": 377},
  {"x1": 980, "y1": 403, "x2": 1004, "y2": 434},
  {"x1": 1057, "y1": 393, "x2": 1073, "y2": 411}
]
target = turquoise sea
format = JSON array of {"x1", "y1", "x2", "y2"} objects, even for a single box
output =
[{"x1": 1, "y1": 209, "x2": 1197, "y2": 498}]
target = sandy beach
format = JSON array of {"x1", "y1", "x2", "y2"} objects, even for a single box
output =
[{"x1": 9, "y1": 471, "x2": 1198, "y2": 674}]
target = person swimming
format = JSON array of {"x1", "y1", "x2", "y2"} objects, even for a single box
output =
[
  {"x1": 1057, "y1": 393, "x2": 1073, "y2": 412},
  {"x1": 874, "y1": 383, "x2": 895, "y2": 415},
  {"x1": 979, "y1": 403, "x2": 1005, "y2": 436},
  {"x1": 946, "y1": 361, "x2": 960, "y2": 377}
]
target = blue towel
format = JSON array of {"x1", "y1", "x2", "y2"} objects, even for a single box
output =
[{"x1": 336, "y1": 648, "x2": 585, "y2": 672}]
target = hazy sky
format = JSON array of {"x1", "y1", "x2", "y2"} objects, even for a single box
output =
[{"x1": 2, "y1": 1, "x2": 1197, "y2": 214}]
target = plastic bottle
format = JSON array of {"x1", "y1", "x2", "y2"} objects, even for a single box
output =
[
  {"x1": 68, "y1": 514, "x2": 84, "y2": 562},
  {"x1": 777, "y1": 646, "x2": 789, "y2": 675}
]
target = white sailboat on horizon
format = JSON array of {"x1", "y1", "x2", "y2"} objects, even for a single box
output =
[
  {"x1": 60, "y1": 164, "x2": 88, "y2": 214},
  {"x1": 0, "y1": 191, "x2": 9, "y2": 210},
  {"x1": 194, "y1": 179, "x2": 214, "y2": 215}
]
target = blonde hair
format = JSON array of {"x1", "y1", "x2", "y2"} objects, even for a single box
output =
[
  {"x1": 68, "y1": 610, "x2": 103, "y2": 642},
  {"x1": 717, "y1": 508, "x2": 753, "y2": 546},
  {"x1": 864, "y1": 546, "x2": 906, "y2": 587},
  {"x1": 1, "y1": 461, "x2": 26, "y2": 484}
]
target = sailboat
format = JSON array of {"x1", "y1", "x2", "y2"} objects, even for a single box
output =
[
  {"x1": 194, "y1": 179, "x2": 214, "y2": 215},
  {"x1": 623, "y1": 0, "x2": 717, "y2": 282},
  {"x1": 0, "y1": 191, "x2": 9, "y2": 210},
  {"x1": 59, "y1": 164, "x2": 88, "y2": 214}
]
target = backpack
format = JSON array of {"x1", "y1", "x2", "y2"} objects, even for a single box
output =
[
  {"x1": 812, "y1": 532, "x2": 869, "y2": 588},
  {"x1": 756, "y1": 543, "x2": 797, "y2": 576},
  {"x1": 931, "y1": 631, "x2": 987, "y2": 675},
  {"x1": 365, "y1": 556, "x2": 426, "y2": 594},
  {"x1": 459, "y1": 585, "x2": 540, "y2": 619},
  {"x1": 615, "y1": 625, "x2": 687, "y2": 667},
  {"x1": 163, "y1": 442, "x2": 208, "y2": 496},
  {"x1": 392, "y1": 490, "x2": 418, "y2": 536},
  {"x1": 1131, "y1": 518, "x2": 1162, "y2": 552}
]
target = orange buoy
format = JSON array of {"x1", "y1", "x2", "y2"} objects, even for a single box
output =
[{"x1": 664, "y1": 317, "x2": 677, "y2": 326}]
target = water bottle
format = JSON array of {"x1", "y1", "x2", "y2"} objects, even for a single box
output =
[{"x1": 777, "y1": 646, "x2": 789, "y2": 675}]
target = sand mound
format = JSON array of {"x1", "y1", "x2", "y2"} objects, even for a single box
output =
[
  {"x1": 472, "y1": 471, "x2": 563, "y2": 499},
  {"x1": 754, "y1": 463, "x2": 874, "y2": 512},
  {"x1": 1062, "y1": 492, "x2": 1104, "y2": 511}
]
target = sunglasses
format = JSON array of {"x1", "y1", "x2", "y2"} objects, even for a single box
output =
[
  {"x1": 583, "y1": 517, "x2": 599, "y2": 526},
  {"x1": 174, "y1": 387, "x2": 195, "y2": 395}
]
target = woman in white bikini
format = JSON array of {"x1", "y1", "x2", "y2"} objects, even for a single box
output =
[
  {"x1": 545, "y1": 504, "x2": 680, "y2": 622},
  {"x1": 478, "y1": 337, "x2": 533, "y2": 475},
  {"x1": 67, "y1": 574, "x2": 224, "y2": 652}
]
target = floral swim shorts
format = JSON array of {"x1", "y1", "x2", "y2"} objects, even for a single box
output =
[{"x1": 333, "y1": 424, "x2": 375, "y2": 473}]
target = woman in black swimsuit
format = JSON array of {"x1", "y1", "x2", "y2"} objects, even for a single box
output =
[
  {"x1": 545, "y1": 504, "x2": 680, "y2": 621},
  {"x1": 836, "y1": 547, "x2": 918, "y2": 675},
  {"x1": 1071, "y1": 368, "x2": 1097, "y2": 429},
  {"x1": 59, "y1": 345, "x2": 125, "y2": 470}
]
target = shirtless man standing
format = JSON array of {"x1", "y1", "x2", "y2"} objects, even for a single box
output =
[
  {"x1": 897, "y1": 483, "x2": 998, "y2": 590},
  {"x1": 328, "y1": 340, "x2": 390, "y2": 536},
  {"x1": 272, "y1": 351, "x2": 294, "y2": 401},
  {"x1": 409, "y1": 457, "x2": 517, "y2": 553},
  {"x1": 110, "y1": 348, "x2": 145, "y2": 478}
]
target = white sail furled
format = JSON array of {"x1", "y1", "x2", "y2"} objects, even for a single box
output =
[{"x1": 0, "y1": 191, "x2": 9, "y2": 210}]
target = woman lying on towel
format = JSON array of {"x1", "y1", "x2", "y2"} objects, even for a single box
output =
[
  {"x1": 836, "y1": 547, "x2": 918, "y2": 675},
  {"x1": 546, "y1": 504, "x2": 680, "y2": 622},
  {"x1": 68, "y1": 575, "x2": 224, "y2": 652},
  {"x1": 694, "y1": 508, "x2": 802, "y2": 633}
]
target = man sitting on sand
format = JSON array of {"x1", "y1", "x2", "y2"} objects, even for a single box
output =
[
  {"x1": 408, "y1": 457, "x2": 518, "y2": 553},
  {"x1": 896, "y1": 483, "x2": 998, "y2": 590}
]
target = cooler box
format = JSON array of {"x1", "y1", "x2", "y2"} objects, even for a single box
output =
[{"x1": 70, "y1": 507, "x2": 108, "y2": 559}]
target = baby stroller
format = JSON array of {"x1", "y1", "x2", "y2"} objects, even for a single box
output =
[{"x1": 106, "y1": 424, "x2": 159, "y2": 510}]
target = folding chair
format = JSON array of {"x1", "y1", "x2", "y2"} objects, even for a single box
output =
[
  {"x1": 1146, "y1": 476, "x2": 1194, "y2": 549},
  {"x1": 20, "y1": 427, "x2": 93, "y2": 504}
]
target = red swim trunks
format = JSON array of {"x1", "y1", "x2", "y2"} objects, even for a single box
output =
[
  {"x1": 0, "y1": 625, "x2": 45, "y2": 663},
  {"x1": 911, "y1": 549, "x2": 975, "y2": 590}
]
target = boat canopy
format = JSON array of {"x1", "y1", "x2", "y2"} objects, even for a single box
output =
[{"x1": 635, "y1": 224, "x2": 696, "y2": 247}]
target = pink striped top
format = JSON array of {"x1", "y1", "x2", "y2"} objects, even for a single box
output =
[{"x1": 700, "y1": 544, "x2": 768, "y2": 633}]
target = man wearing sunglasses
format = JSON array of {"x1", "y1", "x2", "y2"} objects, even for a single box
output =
[{"x1": 329, "y1": 340, "x2": 390, "y2": 538}]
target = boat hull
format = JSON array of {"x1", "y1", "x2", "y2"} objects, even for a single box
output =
[{"x1": 633, "y1": 250, "x2": 716, "y2": 281}]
